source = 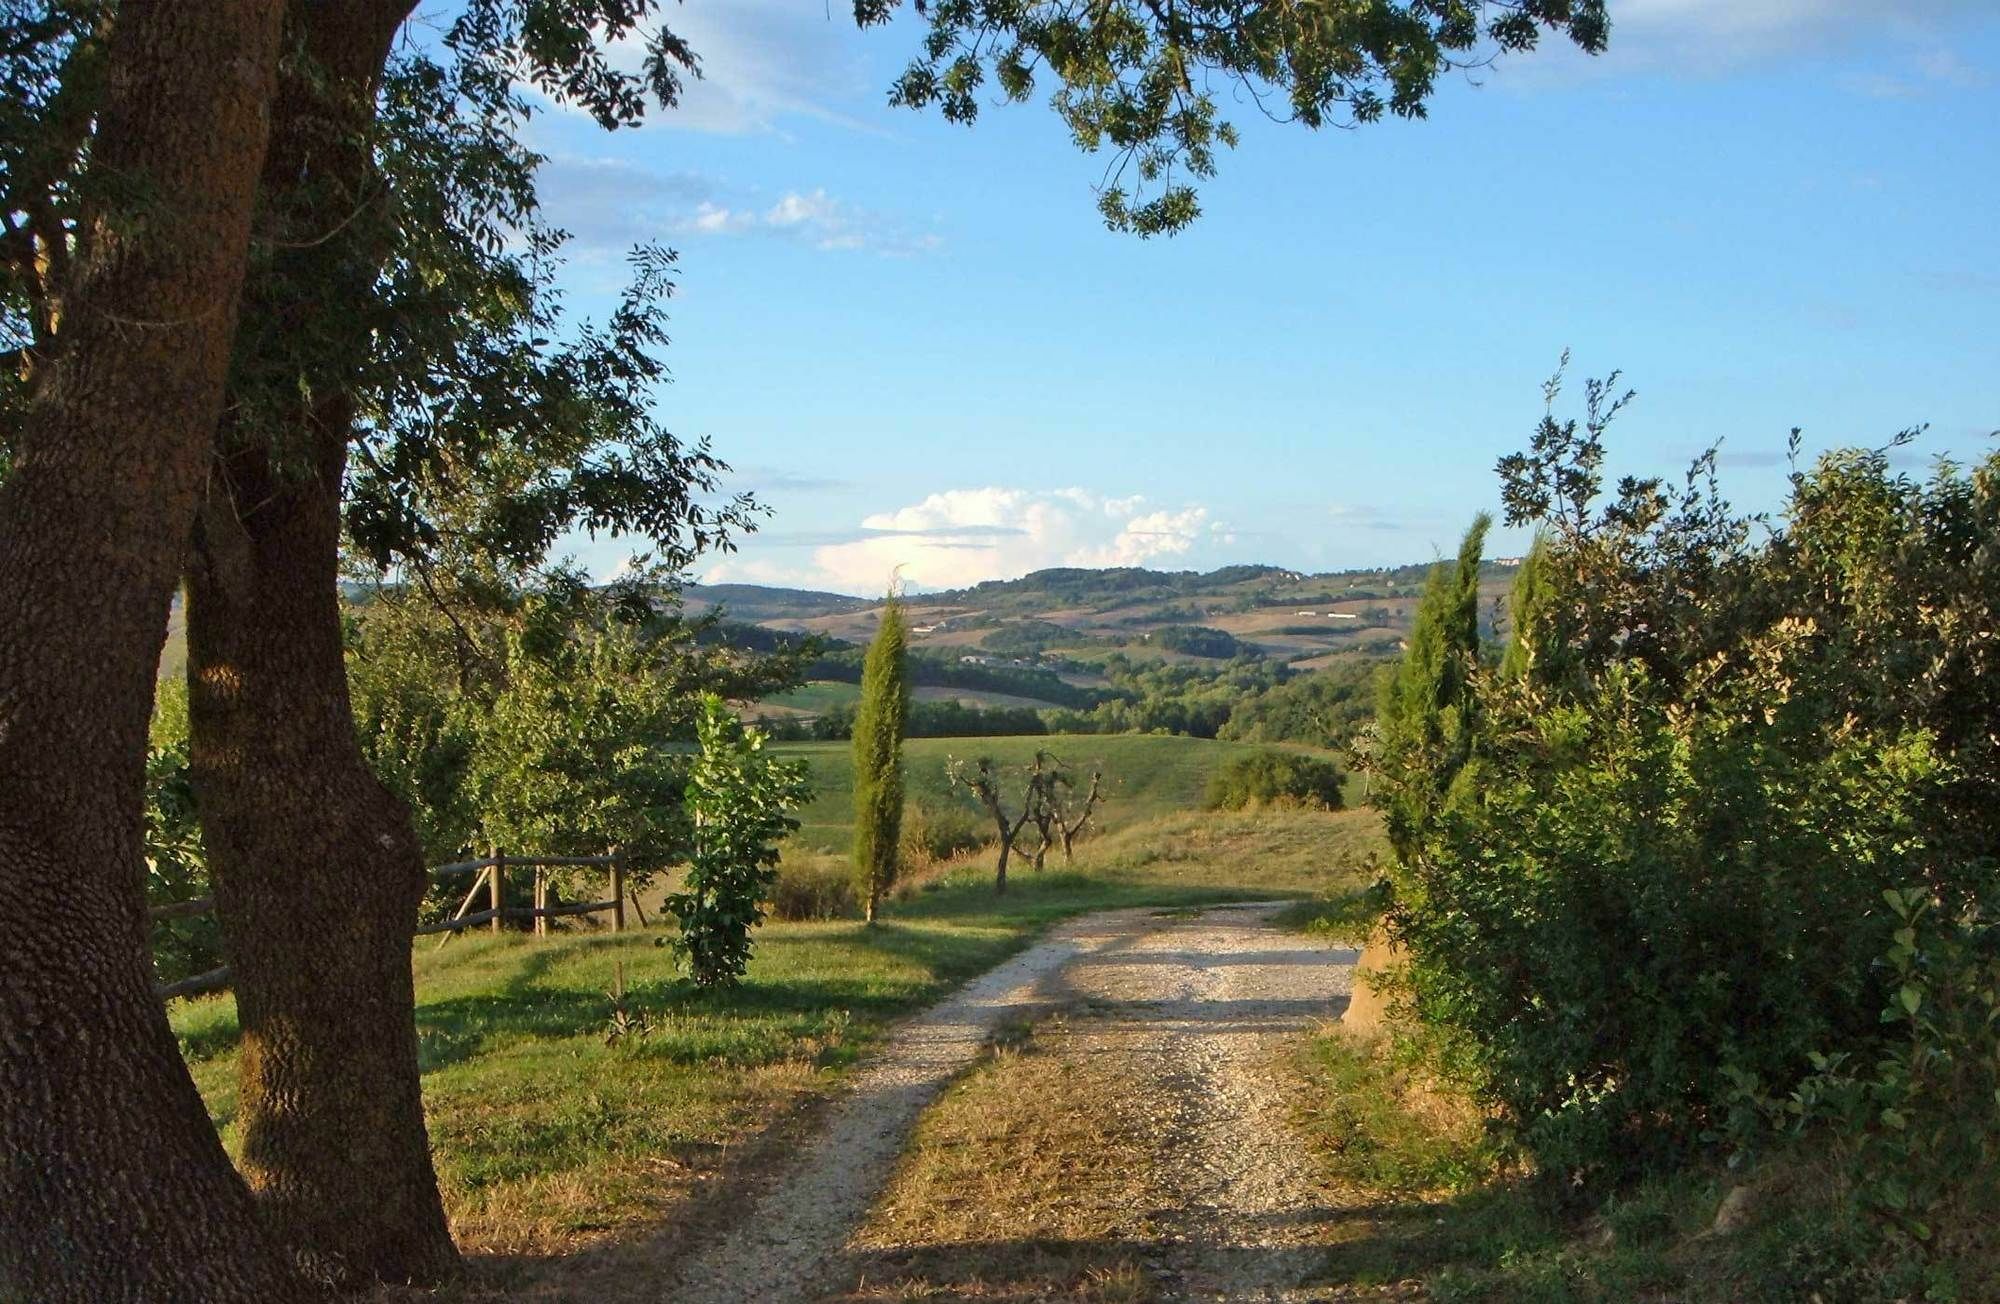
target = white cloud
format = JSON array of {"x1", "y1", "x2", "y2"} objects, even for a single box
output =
[
  {"x1": 706, "y1": 487, "x2": 1224, "y2": 594},
  {"x1": 532, "y1": 158, "x2": 941, "y2": 256},
  {"x1": 1505, "y1": 0, "x2": 1989, "y2": 80},
  {"x1": 672, "y1": 188, "x2": 941, "y2": 254}
]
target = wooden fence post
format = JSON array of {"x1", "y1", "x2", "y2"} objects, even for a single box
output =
[
  {"x1": 611, "y1": 855, "x2": 626, "y2": 933},
  {"x1": 489, "y1": 846, "x2": 504, "y2": 935},
  {"x1": 533, "y1": 864, "x2": 547, "y2": 938}
]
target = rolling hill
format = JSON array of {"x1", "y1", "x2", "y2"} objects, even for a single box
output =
[
  {"x1": 776, "y1": 732, "x2": 1294, "y2": 853},
  {"x1": 693, "y1": 559, "x2": 1521, "y2": 721}
]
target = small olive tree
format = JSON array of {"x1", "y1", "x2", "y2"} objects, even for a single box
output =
[
  {"x1": 948, "y1": 752, "x2": 1072, "y2": 893},
  {"x1": 665, "y1": 697, "x2": 809, "y2": 988}
]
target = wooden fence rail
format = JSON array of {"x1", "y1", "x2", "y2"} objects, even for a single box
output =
[{"x1": 151, "y1": 849, "x2": 643, "y2": 1002}]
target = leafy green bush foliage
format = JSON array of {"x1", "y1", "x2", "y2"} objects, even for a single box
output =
[
  {"x1": 663, "y1": 699, "x2": 809, "y2": 987},
  {"x1": 766, "y1": 855, "x2": 858, "y2": 922},
  {"x1": 1149, "y1": 624, "x2": 1243, "y2": 658},
  {"x1": 1218, "y1": 655, "x2": 1385, "y2": 750},
  {"x1": 898, "y1": 798, "x2": 988, "y2": 865},
  {"x1": 144, "y1": 681, "x2": 220, "y2": 985},
  {"x1": 1372, "y1": 368, "x2": 2000, "y2": 1212},
  {"x1": 1205, "y1": 749, "x2": 1344, "y2": 811},
  {"x1": 1730, "y1": 887, "x2": 2000, "y2": 1249}
]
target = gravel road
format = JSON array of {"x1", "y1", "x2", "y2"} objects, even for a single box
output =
[{"x1": 657, "y1": 901, "x2": 1358, "y2": 1304}]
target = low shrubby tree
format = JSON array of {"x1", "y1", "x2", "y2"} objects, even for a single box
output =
[
  {"x1": 665, "y1": 698, "x2": 809, "y2": 988},
  {"x1": 1206, "y1": 749, "x2": 1344, "y2": 811},
  {"x1": 899, "y1": 798, "x2": 989, "y2": 868},
  {"x1": 948, "y1": 755, "x2": 1048, "y2": 893}
]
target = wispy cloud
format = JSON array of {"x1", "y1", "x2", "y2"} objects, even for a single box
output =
[
  {"x1": 534, "y1": 0, "x2": 878, "y2": 136},
  {"x1": 675, "y1": 188, "x2": 944, "y2": 255},
  {"x1": 1328, "y1": 503, "x2": 1410, "y2": 532},
  {"x1": 1505, "y1": 0, "x2": 1992, "y2": 82},
  {"x1": 1841, "y1": 45, "x2": 1988, "y2": 96},
  {"x1": 534, "y1": 158, "x2": 942, "y2": 257}
]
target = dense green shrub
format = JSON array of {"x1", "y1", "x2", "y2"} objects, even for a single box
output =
[
  {"x1": 1730, "y1": 886, "x2": 2000, "y2": 1250},
  {"x1": 1150, "y1": 624, "x2": 1242, "y2": 658},
  {"x1": 766, "y1": 855, "x2": 858, "y2": 921},
  {"x1": 899, "y1": 798, "x2": 988, "y2": 864},
  {"x1": 663, "y1": 699, "x2": 808, "y2": 987},
  {"x1": 1205, "y1": 749, "x2": 1344, "y2": 811},
  {"x1": 1218, "y1": 655, "x2": 1385, "y2": 749},
  {"x1": 1373, "y1": 370, "x2": 2000, "y2": 1205}
]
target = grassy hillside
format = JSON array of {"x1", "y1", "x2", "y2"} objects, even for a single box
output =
[{"x1": 778, "y1": 732, "x2": 1288, "y2": 853}]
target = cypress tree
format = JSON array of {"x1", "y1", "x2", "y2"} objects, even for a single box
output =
[
  {"x1": 851, "y1": 593, "x2": 910, "y2": 923},
  {"x1": 1500, "y1": 531, "x2": 1555, "y2": 682},
  {"x1": 1374, "y1": 514, "x2": 1489, "y2": 858}
]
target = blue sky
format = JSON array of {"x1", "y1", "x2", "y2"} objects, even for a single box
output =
[{"x1": 511, "y1": 0, "x2": 2000, "y2": 595}]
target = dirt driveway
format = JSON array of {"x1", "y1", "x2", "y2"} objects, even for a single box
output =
[{"x1": 655, "y1": 901, "x2": 1360, "y2": 1303}]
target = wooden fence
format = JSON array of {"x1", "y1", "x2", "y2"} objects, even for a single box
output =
[{"x1": 150, "y1": 850, "x2": 648, "y2": 1002}]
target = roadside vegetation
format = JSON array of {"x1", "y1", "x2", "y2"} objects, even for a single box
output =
[{"x1": 1346, "y1": 374, "x2": 2000, "y2": 1299}]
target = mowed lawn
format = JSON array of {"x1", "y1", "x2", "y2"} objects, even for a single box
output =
[{"x1": 170, "y1": 765, "x2": 1381, "y2": 1257}]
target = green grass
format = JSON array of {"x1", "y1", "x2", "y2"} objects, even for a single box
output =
[
  {"x1": 173, "y1": 800, "x2": 1383, "y2": 1253},
  {"x1": 1287, "y1": 1026, "x2": 1994, "y2": 1302},
  {"x1": 778, "y1": 732, "x2": 1294, "y2": 854},
  {"x1": 909, "y1": 684, "x2": 1064, "y2": 711}
]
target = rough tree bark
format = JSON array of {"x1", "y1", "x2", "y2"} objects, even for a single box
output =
[
  {"x1": 184, "y1": 0, "x2": 457, "y2": 1286},
  {"x1": 0, "y1": 2, "x2": 319, "y2": 1299}
]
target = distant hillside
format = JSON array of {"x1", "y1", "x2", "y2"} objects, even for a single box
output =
[
  {"x1": 681, "y1": 582, "x2": 873, "y2": 622},
  {"x1": 695, "y1": 559, "x2": 1520, "y2": 669}
]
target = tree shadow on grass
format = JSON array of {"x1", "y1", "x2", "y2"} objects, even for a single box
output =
[{"x1": 414, "y1": 939, "x2": 985, "y2": 1076}]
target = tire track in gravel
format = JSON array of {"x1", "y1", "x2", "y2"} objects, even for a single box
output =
[
  {"x1": 654, "y1": 907, "x2": 1170, "y2": 1303},
  {"x1": 1051, "y1": 902, "x2": 1366, "y2": 1301}
]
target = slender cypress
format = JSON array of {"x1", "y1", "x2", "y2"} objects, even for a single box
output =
[
  {"x1": 1500, "y1": 531, "x2": 1555, "y2": 682},
  {"x1": 1374, "y1": 514, "x2": 1489, "y2": 857},
  {"x1": 851, "y1": 593, "x2": 910, "y2": 922}
]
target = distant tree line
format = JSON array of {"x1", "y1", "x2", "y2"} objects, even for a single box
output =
[
  {"x1": 769, "y1": 698, "x2": 1049, "y2": 742},
  {"x1": 807, "y1": 646, "x2": 1105, "y2": 710}
]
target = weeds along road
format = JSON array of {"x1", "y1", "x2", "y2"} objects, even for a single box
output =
[{"x1": 652, "y1": 901, "x2": 1359, "y2": 1304}]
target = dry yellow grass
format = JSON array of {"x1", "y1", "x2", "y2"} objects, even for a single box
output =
[{"x1": 828, "y1": 1018, "x2": 1164, "y2": 1302}]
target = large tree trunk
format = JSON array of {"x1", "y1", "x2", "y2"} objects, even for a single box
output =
[
  {"x1": 184, "y1": 0, "x2": 456, "y2": 1286},
  {"x1": 0, "y1": 3, "x2": 317, "y2": 1299},
  {"x1": 188, "y1": 427, "x2": 454, "y2": 1287}
]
